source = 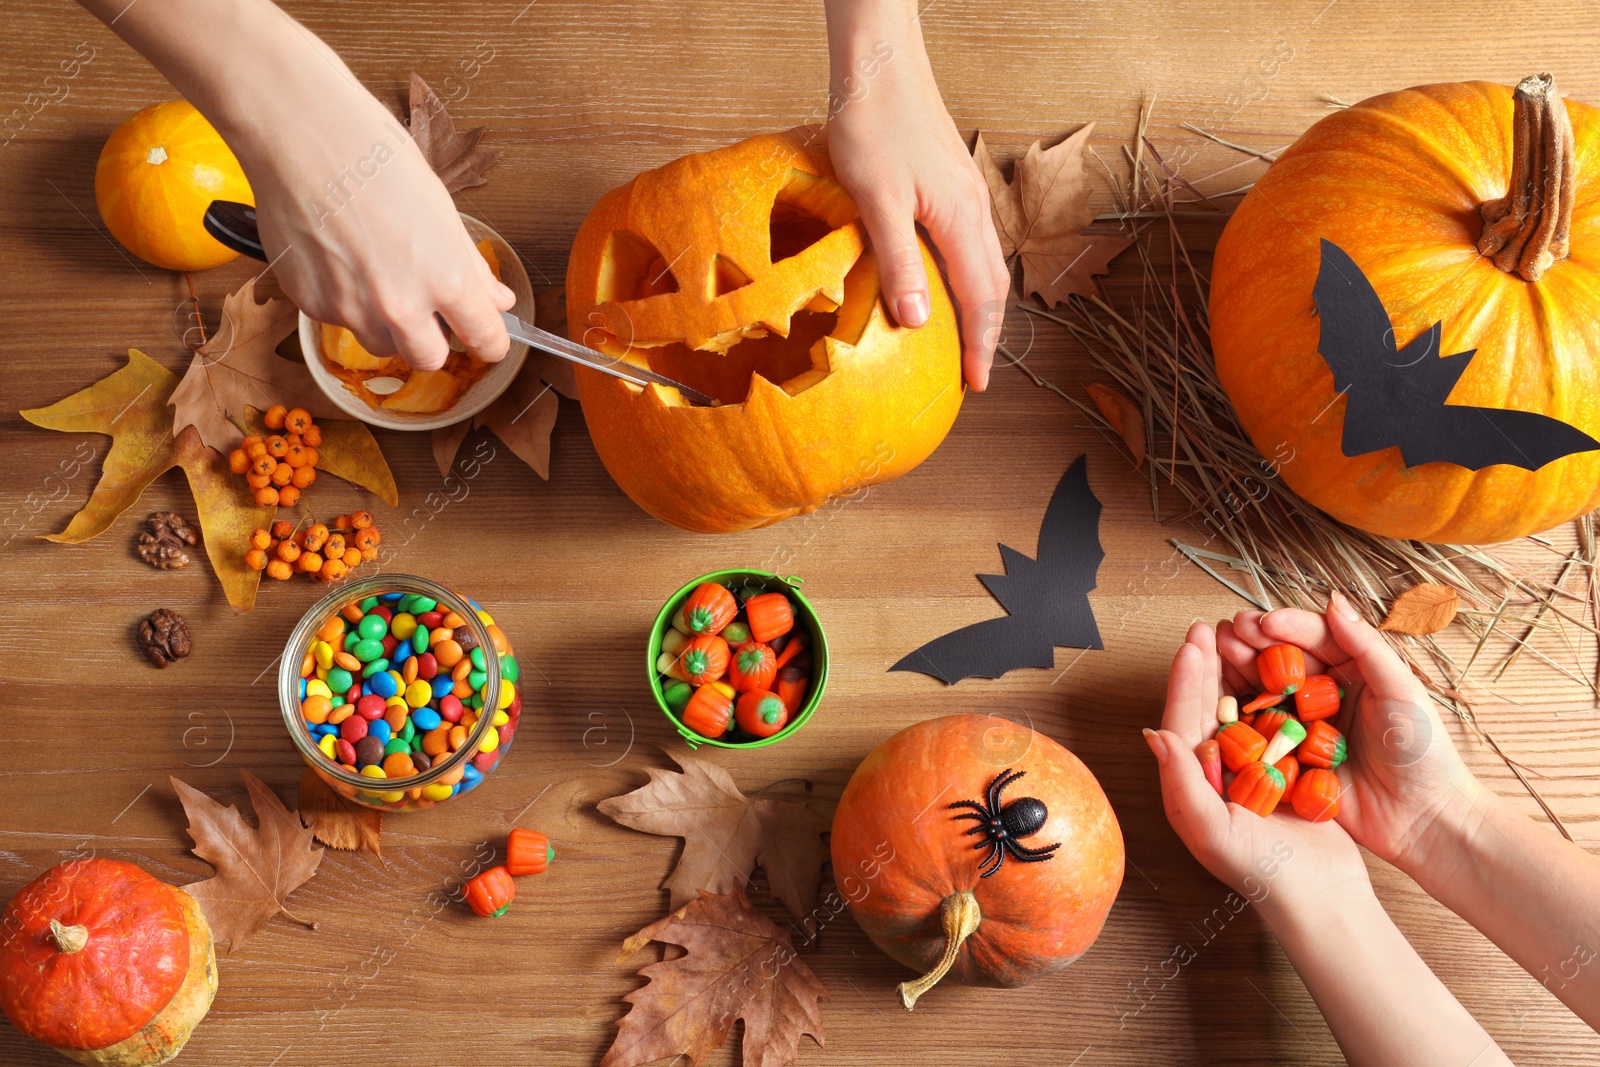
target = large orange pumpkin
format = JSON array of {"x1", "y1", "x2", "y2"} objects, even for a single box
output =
[
  {"x1": 566, "y1": 128, "x2": 964, "y2": 533},
  {"x1": 831, "y1": 715, "x2": 1123, "y2": 1009},
  {"x1": 1211, "y1": 74, "x2": 1600, "y2": 543},
  {"x1": 0, "y1": 859, "x2": 217, "y2": 1066},
  {"x1": 95, "y1": 100, "x2": 253, "y2": 272}
]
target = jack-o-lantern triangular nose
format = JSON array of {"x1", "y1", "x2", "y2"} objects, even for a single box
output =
[{"x1": 711, "y1": 255, "x2": 753, "y2": 297}]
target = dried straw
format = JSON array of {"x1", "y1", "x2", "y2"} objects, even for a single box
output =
[{"x1": 1003, "y1": 120, "x2": 1595, "y2": 836}]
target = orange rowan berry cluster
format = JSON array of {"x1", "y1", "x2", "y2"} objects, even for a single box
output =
[
  {"x1": 226, "y1": 405, "x2": 322, "y2": 508},
  {"x1": 244, "y1": 511, "x2": 382, "y2": 583}
]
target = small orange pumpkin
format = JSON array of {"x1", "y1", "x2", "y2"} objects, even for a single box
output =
[
  {"x1": 831, "y1": 715, "x2": 1123, "y2": 1008},
  {"x1": 566, "y1": 128, "x2": 963, "y2": 533},
  {"x1": 1212, "y1": 74, "x2": 1600, "y2": 543},
  {"x1": 95, "y1": 100, "x2": 253, "y2": 272},
  {"x1": 0, "y1": 859, "x2": 217, "y2": 1066}
]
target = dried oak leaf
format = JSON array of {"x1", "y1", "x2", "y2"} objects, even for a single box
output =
[
  {"x1": 297, "y1": 768, "x2": 382, "y2": 857},
  {"x1": 974, "y1": 127, "x2": 1132, "y2": 306},
  {"x1": 432, "y1": 286, "x2": 576, "y2": 477},
  {"x1": 172, "y1": 770, "x2": 323, "y2": 953},
  {"x1": 407, "y1": 72, "x2": 500, "y2": 194},
  {"x1": 170, "y1": 279, "x2": 344, "y2": 454},
  {"x1": 597, "y1": 747, "x2": 829, "y2": 922},
  {"x1": 1085, "y1": 382, "x2": 1146, "y2": 468},
  {"x1": 1378, "y1": 583, "x2": 1461, "y2": 635},
  {"x1": 21, "y1": 349, "x2": 273, "y2": 611},
  {"x1": 601, "y1": 887, "x2": 827, "y2": 1067}
]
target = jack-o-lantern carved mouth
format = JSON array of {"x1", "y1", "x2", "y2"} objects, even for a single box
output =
[{"x1": 587, "y1": 169, "x2": 868, "y2": 407}]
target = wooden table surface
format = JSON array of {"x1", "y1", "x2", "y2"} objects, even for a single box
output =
[{"x1": 5, "y1": 1, "x2": 1600, "y2": 1064}]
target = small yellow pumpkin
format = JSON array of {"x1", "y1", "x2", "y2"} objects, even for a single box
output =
[{"x1": 95, "y1": 100, "x2": 253, "y2": 272}]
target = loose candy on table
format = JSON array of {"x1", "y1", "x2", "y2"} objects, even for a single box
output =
[
  {"x1": 463, "y1": 866, "x2": 516, "y2": 917},
  {"x1": 505, "y1": 828, "x2": 553, "y2": 876}
]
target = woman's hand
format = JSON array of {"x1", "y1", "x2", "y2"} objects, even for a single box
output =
[
  {"x1": 1215, "y1": 594, "x2": 1490, "y2": 873},
  {"x1": 81, "y1": 0, "x2": 514, "y2": 372},
  {"x1": 235, "y1": 74, "x2": 516, "y2": 371},
  {"x1": 1148, "y1": 621, "x2": 1372, "y2": 913},
  {"x1": 823, "y1": 0, "x2": 1009, "y2": 391}
]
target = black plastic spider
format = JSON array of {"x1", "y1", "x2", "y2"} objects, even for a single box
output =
[{"x1": 949, "y1": 768, "x2": 1061, "y2": 878}]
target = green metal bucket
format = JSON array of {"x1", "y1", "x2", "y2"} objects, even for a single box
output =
[{"x1": 647, "y1": 569, "x2": 828, "y2": 749}]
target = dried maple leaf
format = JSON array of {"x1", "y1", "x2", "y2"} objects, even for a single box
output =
[
  {"x1": 21, "y1": 349, "x2": 272, "y2": 610},
  {"x1": 297, "y1": 768, "x2": 382, "y2": 856},
  {"x1": 1085, "y1": 382, "x2": 1146, "y2": 468},
  {"x1": 1378, "y1": 583, "x2": 1461, "y2": 635},
  {"x1": 170, "y1": 279, "x2": 344, "y2": 453},
  {"x1": 407, "y1": 72, "x2": 500, "y2": 194},
  {"x1": 602, "y1": 888, "x2": 827, "y2": 1067},
  {"x1": 431, "y1": 286, "x2": 578, "y2": 477},
  {"x1": 597, "y1": 747, "x2": 828, "y2": 922},
  {"x1": 172, "y1": 771, "x2": 323, "y2": 953},
  {"x1": 974, "y1": 127, "x2": 1132, "y2": 306}
]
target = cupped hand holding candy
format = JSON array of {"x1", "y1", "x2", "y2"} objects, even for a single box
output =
[
  {"x1": 1213, "y1": 591, "x2": 1491, "y2": 875},
  {"x1": 1144, "y1": 618, "x2": 1370, "y2": 918}
]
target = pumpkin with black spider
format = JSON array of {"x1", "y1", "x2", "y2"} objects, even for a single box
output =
[{"x1": 830, "y1": 714, "x2": 1124, "y2": 1009}]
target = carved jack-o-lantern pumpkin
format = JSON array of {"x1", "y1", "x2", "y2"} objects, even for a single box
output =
[{"x1": 567, "y1": 128, "x2": 964, "y2": 533}]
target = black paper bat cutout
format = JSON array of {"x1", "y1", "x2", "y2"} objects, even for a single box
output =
[
  {"x1": 891, "y1": 454, "x2": 1103, "y2": 684},
  {"x1": 1313, "y1": 238, "x2": 1600, "y2": 471}
]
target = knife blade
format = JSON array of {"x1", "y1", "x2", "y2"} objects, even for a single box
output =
[
  {"x1": 201, "y1": 198, "x2": 718, "y2": 407},
  {"x1": 499, "y1": 312, "x2": 717, "y2": 407}
]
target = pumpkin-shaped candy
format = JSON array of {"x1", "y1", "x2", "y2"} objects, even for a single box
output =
[
  {"x1": 1212, "y1": 74, "x2": 1600, "y2": 543},
  {"x1": 567, "y1": 127, "x2": 964, "y2": 533},
  {"x1": 831, "y1": 715, "x2": 1124, "y2": 1008},
  {"x1": 0, "y1": 859, "x2": 217, "y2": 1066}
]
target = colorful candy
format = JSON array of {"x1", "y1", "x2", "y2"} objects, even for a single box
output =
[
  {"x1": 1216, "y1": 721, "x2": 1267, "y2": 773},
  {"x1": 296, "y1": 588, "x2": 521, "y2": 809},
  {"x1": 1291, "y1": 768, "x2": 1341, "y2": 822},
  {"x1": 1227, "y1": 761, "x2": 1286, "y2": 816},
  {"x1": 1196, "y1": 739, "x2": 1225, "y2": 797},
  {"x1": 505, "y1": 828, "x2": 553, "y2": 877},
  {"x1": 657, "y1": 580, "x2": 815, "y2": 744},
  {"x1": 1294, "y1": 674, "x2": 1343, "y2": 722},
  {"x1": 463, "y1": 866, "x2": 516, "y2": 917},
  {"x1": 1206, "y1": 641, "x2": 1344, "y2": 822}
]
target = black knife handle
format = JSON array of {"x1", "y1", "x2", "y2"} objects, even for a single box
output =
[{"x1": 204, "y1": 200, "x2": 267, "y2": 261}]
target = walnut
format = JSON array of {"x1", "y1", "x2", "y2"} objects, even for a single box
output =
[
  {"x1": 138, "y1": 608, "x2": 192, "y2": 668},
  {"x1": 137, "y1": 512, "x2": 199, "y2": 570}
]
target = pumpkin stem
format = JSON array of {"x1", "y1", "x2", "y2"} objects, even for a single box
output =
[
  {"x1": 896, "y1": 890, "x2": 981, "y2": 1010},
  {"x1": 1478, "y1": 73, "x2": 1575, "y2": 281},
  {"x1": 48, "y1": 918, "x2": 89, "y2": 954}
]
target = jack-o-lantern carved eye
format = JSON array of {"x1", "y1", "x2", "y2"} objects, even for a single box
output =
[
  {"x1": 769, "y1": 169, "x2": 857, "y2": 266},
  {"x1": 598, "y1": 230, "x2": 681, "y2": 302}
]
